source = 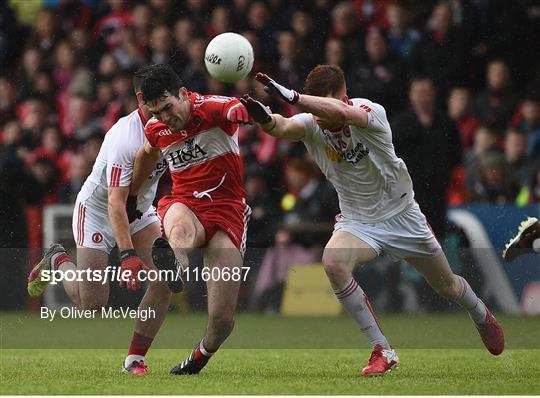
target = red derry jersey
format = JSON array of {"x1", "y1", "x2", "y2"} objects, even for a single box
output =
[{"x1": 145, "y1": 92, "x2": 246, "y2": 202}]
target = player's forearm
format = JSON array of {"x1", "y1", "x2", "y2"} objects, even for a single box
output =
[
  {"x1": 260, "y1": 114, "x2": 303, "y2": 141},
  {"x1": 131, "y1": 147, "x2": 159, "y2": 195},
  {"x1": 297, "y1": 94, "x2": 349, "y2": 124},
  {"x1": 108, "y1": 199, "x2": 133, "y2": 251}
]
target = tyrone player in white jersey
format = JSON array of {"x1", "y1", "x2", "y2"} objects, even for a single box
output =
[
  {"x1": 241, "y1": 65, "x2": 505, "y2": 376},
  {"x1": 27, "y1": 68, "x2": 176, "y2": 375}
]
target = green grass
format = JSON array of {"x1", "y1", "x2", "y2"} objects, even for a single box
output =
[{"x1": 1, "y1": 313, "x2": 539, "y2": 394}]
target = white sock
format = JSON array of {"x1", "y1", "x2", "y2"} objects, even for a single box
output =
[
  {"x1": 334, "y1": 278, "x2": 391, "y2": 350},
  {"x1": 454, "y1": 276, "x2": 487, "y2": 324},
  {"x1": 198, "y1": 340, "x2": 215, "y2": 357},
  {"x1": 124, "y1": 354, "x2": 144, "y2": 369},
  {"x1": 533, "y1": 238, "x2": 540, "y2": 253}
]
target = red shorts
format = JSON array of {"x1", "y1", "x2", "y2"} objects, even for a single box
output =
[{"x1": 157, "y1": 195, "x2": 251, "y2": 256}]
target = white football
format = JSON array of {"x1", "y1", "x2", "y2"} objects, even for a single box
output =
[{"x1": 204, "y1": 32, "x2": 254, "y2": 83}]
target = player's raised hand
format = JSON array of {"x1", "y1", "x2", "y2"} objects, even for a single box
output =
[
  {"x1": 126, "y1": 195, "x2": 143, "y2": 223},
  {"x1": 240, "y1": 95, "x2": 273, "y2": 124},
  {"x1": 255, "y1": 72, "x2": 299, "y2": 104},
  {"x1": 119, "y1": 249, "x2": 148, "y2": 291},
  {"x1": 226, "y1": 102, "x2": 251, "y2": 124}
]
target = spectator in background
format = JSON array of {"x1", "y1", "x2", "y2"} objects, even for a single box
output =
[
  {"x1": 18, "y1": 96, "x2": 51, "y2": 148},
  {"x1": 29, "y1": 155, "x2": 59, "y2": 205},
  {"x1": 97, "y1": 52, "x2": 120, "y2": 81},
  {"x1": 511, "y1": 96, "x2": 540, "y2": 158},
  {"x1": 464, "y1": 125, "x2": 498, "y2": 194},
  {"x1": 330, "y1": 1, "x2": 364, "y2": 63},
  {"x1": 148, "y1": 24, "x2": 177, "y2": 66},
  {"x1": 470, "y1": 153, "x2": 520, "y2": 204},
  {"x1": 281, "y1": 159, "x2": 339, "y2": 247},
  {"x1": 172, "y1": 17, "x2": 193, "y2": 66},
  {"x1": 58, "y1": 153, "x2": 91, "y2": 204},
  {"x1": 247, "y1": 1, "x2": 275, "y2": 64},
  {"x1": 290, "y1": 9, "x2": 320, "y2": 79},
  {"x1": 244, "y1": 166, "x2": 281, "y2": 249},
  {"x1": 34, "y1": 124, "x2": 70, "y2": 183},
  {"x1": 473, "y1": 59, "x2": 518, "y2": 133},
  {"x1": 410, "y1": 1, "x2": 466, "y2": 104},
  {"x1": 393, "y1": 77, "x2": 462, "y2": 238},
  {"x1": 67, "y1": 95, "x2": 102, "y2": 141},
  {"x1": 447, "y1": 86, "x2": 481, "y2": 150},
  {"x1": 131, "y1": 3, "x2": 152, "y2": 50},
  {"x1": 180, "y1": 37, "x2": 208, "y2": 94},
  {"x1": 52, "y1": 41, "x2": 77, "y2": 93},
  {"x1": 113, "y1": 26, "x2": 146, "y2": 70},
  {"x1": 348, "y1": 27, "x2": 407, "y2": 117},
  {"x1": 19, "y1": 47, "x2": 44, "y2": 99},
  {"x1": 28, "y1": 8, "x2": 59, "y2": 63},
  {"x1": 504, "y1": 129, "x2": 531, "y2": 188},
  {"x1": 69, "y1": 27, "x2": 94, "y2": 68},
  {"x1": 384, "y1": 1, "x2": 419, "y2": 61},
  {"x1": 325, "y1": 38, "x2": 346, "y2": 71},
  {"x1": 250, "y1": 229, "x2": 317, "y2": 313},
  {"x1": 276, "y1": 31, "x2": 302, "y2": 91},
  {"x1": 207, "y1": 5, "x2": 231, "y2": 38},
  {"x1": 0, "y1": 76, "x2": 18, "y2": 126}
]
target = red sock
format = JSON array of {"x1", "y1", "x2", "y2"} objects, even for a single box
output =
[
  {"x1": 193, "y1": 340, "x2": 217, "y2": 362},
  {"x1": 52, "y1": 252, "x2": 71, "y2": 270},
  {"x1": 128, "y1": 332, "x2": 154, "y2": 356}
]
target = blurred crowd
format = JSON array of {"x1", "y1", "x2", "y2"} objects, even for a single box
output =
[{"x1": 1, "y1": 0, "x2": 540, "y2": 309}]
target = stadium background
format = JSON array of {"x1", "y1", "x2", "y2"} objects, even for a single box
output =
[{"x1": 0, "y1": 0, "x2": 539, "y2": 315}]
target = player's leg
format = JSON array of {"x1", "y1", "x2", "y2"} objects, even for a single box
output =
[
  {"x1": 322, "y1": 231, "x2": 399, "y2": 376},
  {"x1": 170, "y1": 230, "x2": 241, "y2": 375},
  {"x1": 406, "y1": 251, "x2": 504, "y2": 355},
  {"x1": 503, "y1": 217, "x2": 540, "y2": 261},
  {"x1": 162, "y1": 202, "x2": 206, "y2": 271},
  {"x1": 124, "y1": 221, "x2": 172, "y2": 374}
]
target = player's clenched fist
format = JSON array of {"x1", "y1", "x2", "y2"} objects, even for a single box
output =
[
  {"x1": 119, "y1": 249, "x2": 148, "y2": 290},
  {"x1": 240, "y1": 95, "x2": 273, "y2": 125},
  {"x1": 255, "y1": 72, "x2": 299, "y2": 104}
]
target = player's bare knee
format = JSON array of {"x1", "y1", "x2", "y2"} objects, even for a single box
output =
[
  {"x1": 169, "y1": 221, "x2": 196, "y2": 249},
  {"x1": 322, "y1": 255, "x2": 349, "y2": 282}
]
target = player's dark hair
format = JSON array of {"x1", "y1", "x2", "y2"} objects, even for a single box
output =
[
  {"x1": 304, "y1": 65, "x2": 346, "y2": 97},
  {"x1": 138, "y1": 64, "x2": 184, "y2": 102}
]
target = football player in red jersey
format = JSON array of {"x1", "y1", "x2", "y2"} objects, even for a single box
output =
[{"x1": 130, "y1": 64, "x2": 252, "y2": 375}]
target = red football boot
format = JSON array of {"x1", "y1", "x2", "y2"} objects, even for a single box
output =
[
  {"x1": 360, "y1": 345, "x2": 399, "y2": 377},
  {"x1": 476, "y1": 310, "x2": 505, "y2": 355}
]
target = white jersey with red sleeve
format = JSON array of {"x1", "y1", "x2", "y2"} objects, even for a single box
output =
[
  {"x1": 292, "y1": 98, "x2": 415, "y2": 223},
  {"x1": 77, "y1": 108, "x2": 167, "y2": 213},
  {"x1": 144, "y1": 92, "x2": 246, "y2": 202}
]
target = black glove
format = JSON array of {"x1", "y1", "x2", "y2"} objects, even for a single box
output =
[
  {"x1": 240, "y1": 95, "x2": 273, "y2": 125},
  {"x1": 255, "y1": 72, "x2": 299, "y2": 104},
  {"x1": 126, "y1": 195, "x2": 143, "y2": 223}
]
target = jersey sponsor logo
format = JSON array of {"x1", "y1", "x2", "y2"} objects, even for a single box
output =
[
  {"x1": 325, "y1": 146, "x2": 342, "y2": 162},
  {"x1": 92, "y1": 232, "x2": 103, "y2": 244},
  {"x1": 166, "y1": 138, "x2": 208, "y2": 169}
]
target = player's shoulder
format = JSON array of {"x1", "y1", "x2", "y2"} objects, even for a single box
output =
[
  {"x1": 350, "y1": 98, "x2": 384, "y2": 112},
  {"x1": 193, "y1": 92, "x2": 237, "y2": 115},
  {"x1": 105, "y1": 109, "x2": 144, "y2": 142}
]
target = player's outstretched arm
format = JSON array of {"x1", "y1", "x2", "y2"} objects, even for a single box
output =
[
  {"x1": 240, "y1": 95, "x2": 306, "y2": 141},
  {"x1": 108, "y1": 186, "x2": 135, "y2": 252},
  {"x1": 255, "y1": 72, "x2": 368, "y2": 128},
  {"x1": 130, "y1": 139, "x2": 160, "y2": 196}
]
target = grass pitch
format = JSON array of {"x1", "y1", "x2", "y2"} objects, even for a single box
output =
[{"x1": 1, "y1": 313, "x2": 539, "y2": 395}]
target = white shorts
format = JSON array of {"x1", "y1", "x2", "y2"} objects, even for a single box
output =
[
  {"x1": 72, "y1": 200, "x2": 160, "y2": 253},
  {"x1": 334, "y1": 202, "x2": 442, "y2": 261}
]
